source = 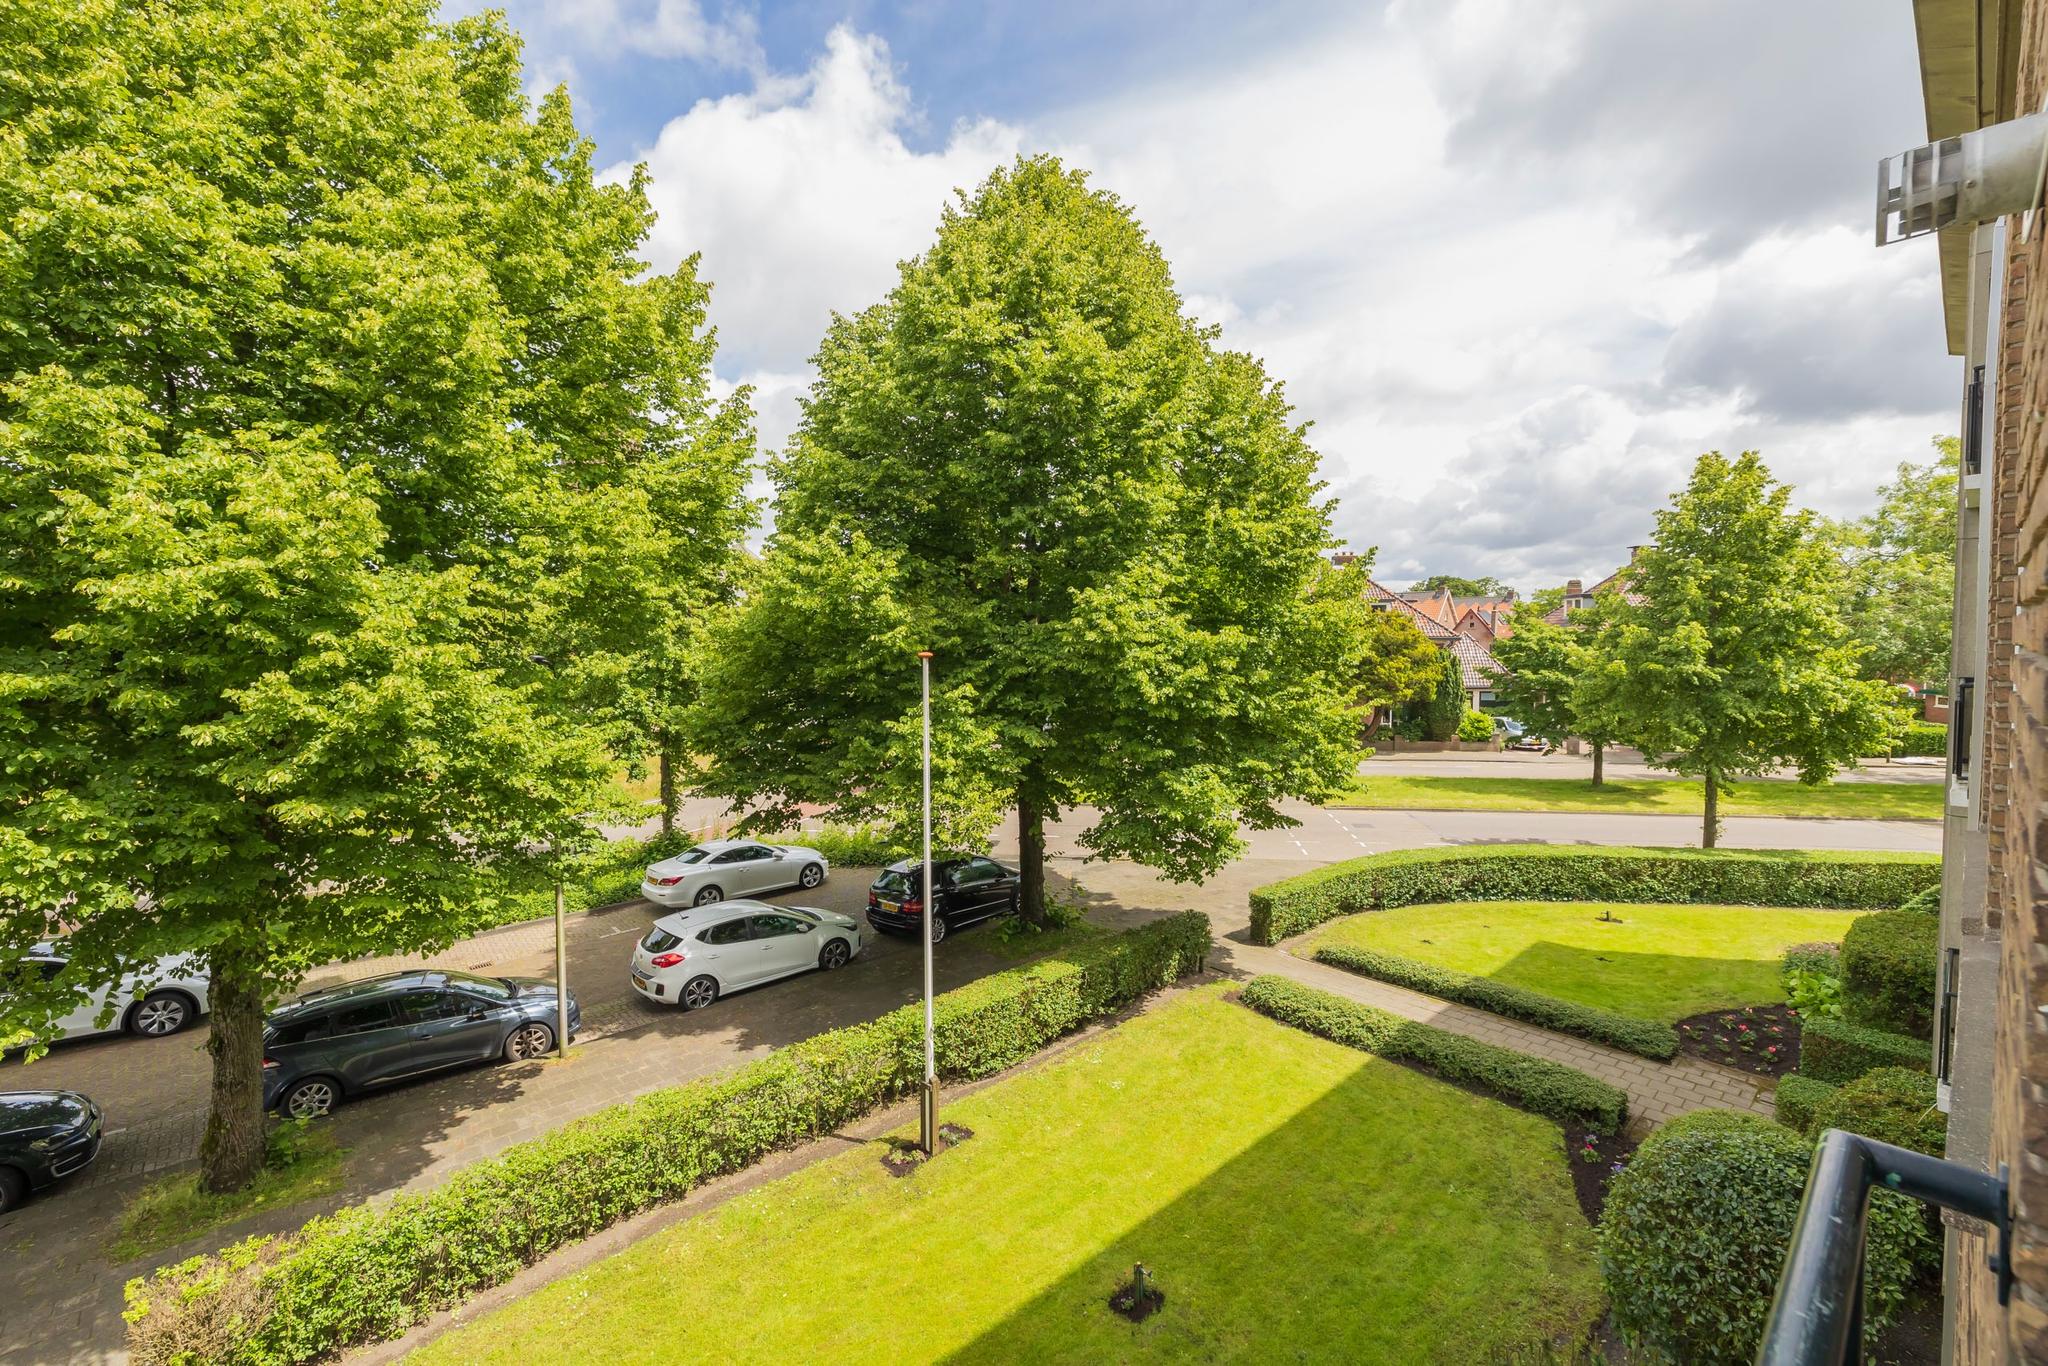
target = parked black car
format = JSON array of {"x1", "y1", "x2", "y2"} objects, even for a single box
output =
[
  {"x1": 262, "y1": 970, "x2": 581, "y2": 1119},
  {"x1": 866, "y1": 856, "x2": 1020, "y2": 944},
  {"x1": 0, "y1": 1090, "x2": 102, "y2": 1214}
]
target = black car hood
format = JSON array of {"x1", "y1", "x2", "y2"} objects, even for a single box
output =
[{"x1": 0, "y1": 1090, "x2": 88, "y2": 1136}]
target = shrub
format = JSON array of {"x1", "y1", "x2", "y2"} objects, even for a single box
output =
[
  {"x1": 1799, "y1": 1014, "x2": 1929, "y2": 1084},
  {"x1": 1808, "y1": 1067, "x2": 1944, "y2": 1157},
  {"x1": 1456, "y1": 709, "x2": 1495, "y2": 743},
  {"x1": 1840, "y1": 909, "x2": 1938, "y2": 1039},
  {"x1": 1780, "y1": 941, "x2": 1841, "y2": 978},
  {"x1": 1890, "y1": 720, "x2": 1947, "y2": 758},
  {"x1": 1771, "y1": 1075, "x2": 1837, "y2": 1134},
  {"x1": 124, "y1": 913, "x2": 1211, "y2": 1365},
  {"x1": 1239, "y1": 975, "x2": 1628, "y2": 1132},
  {"x1": 1782, "y1": 967, "x2": 1843, "y2": 1021},
  {"x1": 1600, "y1": 1110, "x2": 1925, "y2": 1364},
  {"x1": 1311, "y1": 943, "x2": 1677, "y2": 1060},
  {"x1": 1247, "y1": 844, "x2": 1939, "y2": 945},
  {"x1": 1898, "y1": 885, "x2": 1940, "y2": 916}
]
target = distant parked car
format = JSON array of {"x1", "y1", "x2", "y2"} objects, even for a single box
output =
[
  {"x1": 6, "y1": 945, "x2": 209, "y2": 1042},
  {"x1": 866, "y1": 856, "x2": 1019, "y2": 945},
  {"x1": 629, "y1": 900, "x2": 863, "y2": 1011},
  {"x1": 0, "y1": 1090, "x2": 103, "y2": 1214},
  {"x1": 640, "y1": 839, "x2": 830, "y2": 909},
  {"x1": 261, "y1": 971, "x2": 579, "y2": 1119}
]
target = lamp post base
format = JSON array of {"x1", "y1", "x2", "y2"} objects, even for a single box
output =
[{"x1": 919, "y1": 1076, "x2": 937, "y2": 1156}]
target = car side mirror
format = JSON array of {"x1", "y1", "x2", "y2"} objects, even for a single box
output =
[{"x1": 468, "y1": 1007, "x2": 489, "y2": 1020}]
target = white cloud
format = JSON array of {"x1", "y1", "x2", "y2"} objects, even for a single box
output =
[{"x1": 601, "y1": 7, "x2": 1952, "y2": 589}]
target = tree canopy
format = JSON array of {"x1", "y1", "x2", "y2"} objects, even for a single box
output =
[
  {"x1": 1410, "y1": 574, "x2": 1514, "y2": 597},
  {"x1": 1832, "y1": 436, "x2": 1958, "y2": 685},
  {"x1": 0, "y1": 0, "x2": 752, "y2": 1188},
  {"x1": 1606, "y1": 453, "x2": 1897, "y2": 845},
  {"x1": 687, "y1": 156, "x2": 1371, "y2": 919}
]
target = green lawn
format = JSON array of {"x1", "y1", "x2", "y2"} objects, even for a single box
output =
[
  {"x1": 1305, "y1": 900, "x2": 1859, "y2": 1022},
  {"x1": 1324, "y1": 774, "x2": 1941, "y2": 820},
  {"x1": 412, "y1": 990, "x2": 1602, "y2": 1365}
]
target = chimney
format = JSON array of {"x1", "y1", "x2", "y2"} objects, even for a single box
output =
[
  {"x1": 1565, "y1": 578, "x2": 1583, "y2": 595},
  {"x1": 1330, "y1": 551, "x2": 1359, "y2": 568},
  {"x1": 1629, "y1": 544, "x2": 1648, "y2": 562}
]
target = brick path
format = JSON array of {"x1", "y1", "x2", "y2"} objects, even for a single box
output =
[{"x1": 1222, "y1": 940, "x2": 1774, "y2": 1132}]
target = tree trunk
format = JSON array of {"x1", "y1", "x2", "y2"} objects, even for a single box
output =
[
  {"x1": 1591, "y1": 741, "x2": 1605, "y2": 788},
  {"x1": 1017, "y1": 780, "x2": 1050, "y2": 928},
  {"x1": 1702, "y1": 770, "x2": 1720, "y2": 850},
  {"x1": 657, "y1": 741, "x2": 678, "y2": 839},
  {"x1": 199, "y1": 955, "x2": 268, "y2": 1193}
]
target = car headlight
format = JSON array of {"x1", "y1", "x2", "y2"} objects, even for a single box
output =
[{"x1": 28, "y1": 1133, "x2": 64, "y2": 1151}]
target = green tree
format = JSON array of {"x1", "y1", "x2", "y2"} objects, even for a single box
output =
[
  {"x1": 1566, "y1": 591, "x2": 1637, "y2": 788},
  {"x1": 0, "y1": 0, "x2": 749, "y2": 1189},
  {"x1": 1833, "y1": 436, "x2": 1958, "y2": 685},
  {"x1": 688, "y1": 156, "x2": 1371, "y2": 922},
  {"x1": 1419, "y1": 649, "x2": 1468, "y2": 742},
  {"x1": 1608, "y1": 453, "x2": 1898, "y2": 847},
  {"x1": 1410, "y1": 574, "x2": 1513, "y2": 597}
]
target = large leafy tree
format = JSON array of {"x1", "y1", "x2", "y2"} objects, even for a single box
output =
[
  {"x1": 689, "y1": 156, "x2": 1371, "y2": 921},
  {"x1": 1410, "y1": 574, "x2": 1512, "y2": 597},
  {"x1": 1489, "y1": 589, "x2": 1633, "y2": 784},
  {"x1": 1608, "y1": 453, "x2": 1897, "y2": 847},
  {"x1": 0, "y1": 0, "x2": 750, "y2": 1188},
  {"x1": 1832, "y1": 436, "x2": 1958, "y2": 685}
]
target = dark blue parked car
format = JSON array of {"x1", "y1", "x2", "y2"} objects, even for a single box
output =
[
  {"x1": 262, "y1": 970, "x2": 580, "y2": 1119},
  {"x1": 0, "y1": 1089, "x2": 102, "y2": 1214}
]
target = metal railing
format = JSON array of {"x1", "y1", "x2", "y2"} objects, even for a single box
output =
[
  {"x1": 1757, "y1": 1129, "x2": 2009, "y2": 1364},
  {"x1": 1952, "y1": 676, "x2": 1975, "y2": 782},
  {"x1": 1965, "y1": 364, "x2": 1985, "y2": 475}
]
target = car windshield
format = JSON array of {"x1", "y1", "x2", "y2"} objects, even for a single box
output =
[
  {"x1": 441, "y1": 971, "x2": 514, "y2": 1001},
  {"x1": 673, "y1": 847, "x2": 712, "y2": 865},
  {"x1": 785, "y1": 908, "x2": 820, "y2": 923},
  {"x1": 875, "y1": 870, "x2": 915, "y2": 896},
  {"x1": 643, "y1": 927, "x2": 682, "y2": 952}
]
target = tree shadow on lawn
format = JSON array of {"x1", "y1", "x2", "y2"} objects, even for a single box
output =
[
  {"x1": 928, "y1": 1054, "x2": 1603, "y2": 1366},
  {"x1": 1482, "y1": 940, "x2": 1786, "y2": 1023}
]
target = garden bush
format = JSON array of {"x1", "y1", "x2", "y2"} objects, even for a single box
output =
[
  {"x1": 1890, "y1": 720, "x2": 1948, "y2": 758},
  {"x1": 1239, "y1": 975, "x2": 1628, "y2": 1132},
  {"x1": 1311, "y1": 943, "x2": 1678, "y2": 1060},
  {"x1": 1898, "y1": 885, "x2": 1940, "y2": 916},
  {"x1": 1771, "y1": 1075, "x2": 1837, "y2": 1134},
  {"x1": 1799, "y1": 1014, "x2": 1929, "y2": 1084},
  {"x1": 1456, "y1": 709, "x2": 1495, "y2": 743},
  {"x1": 1807, "y1": 1067, "x2": 1944, "y2": 1157},
  {"x1": 1840, "y1": 909, "x2": 1938, "y2": 1039},
  {"x1": 1780, "y1": 941, "x2": 1842, "y2": 978},
  {"x1": 1599, "y1": 1110, "x2": 1926, "y2": 1364},
  {"x1": 124, "y1": 913, "x2": 1211, "y2": 1366},
  {"x1": 1248, "y1": 844, "x2": 1940, "y2": 944}
]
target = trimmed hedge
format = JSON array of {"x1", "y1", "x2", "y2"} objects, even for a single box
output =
[
  {"x1": 1238, "y1": 975, "x2": 1628, "y2": 1133},
  {"x1": 1898, "y1": 885, "x2": 1940, "y2": 916},
  {"x1": 1771, "y1": 1075, "x2": 1837, "y2": 1134},
  {"x1": 1599, "y1": 1110, "x2": 1926, "y2": 1364},
  {"x1": 1311, "y1": 943, "x2": 1678, "y2": 1060},
  {"x1": 125, "y1": 913, "x2": 1212, "y2": 1366},
  {"x1": 1248, "y1": 844, "x2": 1939, "y2": 944},
  {"x1": 1841, "y1": 909, "x2": 1938, "y2": 1039},
  {"x1": 1809, "y1": 1067, "x2": 1945, "y2": 1158},
  {"x1": 1891, "y1": 721, "x2": 1947, "y2": 758},
  {"x1": 1799, "y1": 1014, "x2": 1929, "y2": 1085}
]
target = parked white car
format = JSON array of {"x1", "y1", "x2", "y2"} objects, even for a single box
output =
[
  {"x1": 12, "y1": 946, "x2": 210, "y2": 1040},
  {"x1": 639, "y1": 838, "x2": 830, "y2": 909},
  {"x1": 628, "y1": 900, "x2": 862, "y2": 1010}
]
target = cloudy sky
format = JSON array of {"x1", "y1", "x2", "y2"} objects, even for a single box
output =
[{"x1": 458, "y1": 0, "x2": 1954, "y2": 591}]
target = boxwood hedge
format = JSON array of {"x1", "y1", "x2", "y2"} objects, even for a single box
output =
[
  {"x1": 125, "y1": 913, "x2": 1211, "y2": 1366},
  {"x1": 1310, "y1": 943, "x2": 1678, "y2": 1060},
  {"x1": 1238, "y1": 974, "x2": 1629, "y2": 1133},
  {"x1": 1248, "y1": 844, "x2": 1938, "y2": 944},
  {"x1": 1841, "y1": 909, "x2": 1938, "y2": 1040},
  {"x1": 1770, "y1": 1074, "x2": 1837, "y2": 1134},
  {"x1": 1799, "y1": 1014, "x2": 1929, "y2": 1085}
]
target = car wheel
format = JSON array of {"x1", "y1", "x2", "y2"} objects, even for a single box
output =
[
  {"x1": 818, "y1": 938, "x2": 851, "y2": 970},
  {"x1": 281, "y1": 1077, "x2": 340, "y2": 1120},
  {"x1": 680, "y1": 975, "x2": 719, "y2": 1011},
  {"x1": 693, "y1": 884, "x2": 725, "y2": 907},
  {"x1": 127, "y1": 990, "x2": 191, "y2": 1037},
  {"x1": 0, "y1": 1166, "x2": 25, "y2": 1215},
  {"x1": 928, "y1": 915, "x2": 948, "y2": 946},
  {"x1": 504, "y1": 1021, "x2": 554, "y2": 1062},
  {"x1": 798, "y1": 862, "x2": 824, "y2": 889}
]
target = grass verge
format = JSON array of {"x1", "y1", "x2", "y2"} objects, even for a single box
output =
[
  {"x1": 411, "y1": 989, "x2": 1602, "y2": 1365},
  {"x1": 1304, "y1": 899, "x2": 1858, "y2": 1023},
  {"x1": 1324, "y1": 774, "x2": 1940, "y2": 820},
  {"x1": 110, "y1": 1122, "x2": 344, "y2": 1263}
]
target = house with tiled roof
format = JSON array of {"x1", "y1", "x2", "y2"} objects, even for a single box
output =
[
  {"x1": 1350, "y1": 569, "x2": 1507, "y2": 709},
  {"x1": 1542, "y1": 545, "x2": 1651, "y2": 625}
]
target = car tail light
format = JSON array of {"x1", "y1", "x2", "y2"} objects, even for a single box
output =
[
  {"x1": 261, "y1": 1057, "x2": 279, "y2": 1070},
  {"x1": 867, "y1": 891, "x2": 878, "y2": 907},
  {"x1": 903, "y1": 899, "x2": 923, "y2": 915},
  {"x1": 649, "y1": 874, "x2": 683, "y2": 887},
  {"x1": 649, "y1": 952, "x2": 685, "y2": 969}
]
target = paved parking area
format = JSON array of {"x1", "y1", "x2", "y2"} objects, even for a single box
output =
[{"x1": 0, "y1": 804, "x2": 1931, "y2": 1364}]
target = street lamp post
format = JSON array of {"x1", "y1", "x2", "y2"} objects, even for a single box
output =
[
  {"x1": 918, "y1": 649, "x2": 937, "y2": 1157},
  {"x1": 554, "y1": 874, "x2": 569, "y2": 1060}
]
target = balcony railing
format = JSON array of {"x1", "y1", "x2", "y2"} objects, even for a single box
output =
[
  {"x1": 1965, "y1": 364, "x2": 1984, "y2": 475},
  {"x1": 1952, "y1": 676, "x2": 1975, "y2": 782},
  {"x1": 1757, "y1": 1129, "x2": 2009, "y2": 1364}
]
